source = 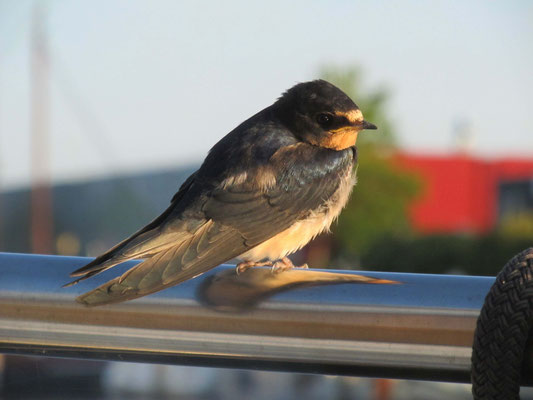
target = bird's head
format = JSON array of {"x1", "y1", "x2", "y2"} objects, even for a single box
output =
[{"x1": 274, "y1": 79, "x2": 377, "y2": 150}]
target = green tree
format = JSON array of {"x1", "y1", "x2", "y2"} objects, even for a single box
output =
[{"x1": 319, "y1": 66, "x2": 421, "y2": 263}]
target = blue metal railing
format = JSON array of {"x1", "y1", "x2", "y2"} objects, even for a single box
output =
[{"x1": 0, "y1": 252, "x2": 495, "y2": 382}]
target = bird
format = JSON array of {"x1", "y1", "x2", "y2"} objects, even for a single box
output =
[{"x1": 66, "y1": 79, "x2": 377, "y2": 306}]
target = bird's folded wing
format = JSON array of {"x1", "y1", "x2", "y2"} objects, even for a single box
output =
[
  {"x1": 203, "y1": 173, "x2": 336, "y2": 245},
  {"x1": 77, "y1": 220, "x2": 246, "y2": 305},
  {"x1": 75, "y1": 147, "x2": 354, "y2": 305}
]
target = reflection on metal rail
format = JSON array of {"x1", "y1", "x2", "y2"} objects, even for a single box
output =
[{"x1": 0, "y1": 252, "x2": 495, "y2": 383}]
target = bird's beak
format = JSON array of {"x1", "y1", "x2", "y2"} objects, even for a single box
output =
[{"x1": 361, "y1": 120, "x2": 377, "y2": 130}]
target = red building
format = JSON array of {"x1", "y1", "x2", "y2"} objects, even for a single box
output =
[{"x1": 395, "y1": 153, "x2": 533, "y2": 234}]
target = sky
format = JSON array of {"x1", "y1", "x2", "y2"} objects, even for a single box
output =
[{"x1": 0, "y1": 0, "x2": 532, "y2": 189}]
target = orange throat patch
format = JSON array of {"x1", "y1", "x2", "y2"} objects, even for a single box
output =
[{"x1": 319, "y1": 129, "x2": 359, "y2": 150}]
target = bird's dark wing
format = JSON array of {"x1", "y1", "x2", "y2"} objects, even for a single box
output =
[
  {"x1": 203, "y1": 147, "x2": 350, "y2": 245},
  {"x1": 76, "y1": 219, "x2": 248, "y2": 305},
  {"x1": 75, "y1": 144, "x2": 355, "y2": 306},
  {"x1": 69, "y1": 108, "x2": 278, "y2": 283}
]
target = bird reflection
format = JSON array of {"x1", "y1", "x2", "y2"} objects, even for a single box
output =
[{"x1": 196, "y1": 267, "x2": 399, "y2": 312}]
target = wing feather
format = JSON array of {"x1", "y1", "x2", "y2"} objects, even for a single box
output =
[
  {"x1": 72, "y1": 142, "x2": 356, "y2": 305},
  {"x1": 77, "y1": 221, "x2": 246, "y2": 306}
]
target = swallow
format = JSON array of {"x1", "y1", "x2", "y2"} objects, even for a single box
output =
[{"x1": 67, "y1": 79, "x2": 377, "y2": 306}]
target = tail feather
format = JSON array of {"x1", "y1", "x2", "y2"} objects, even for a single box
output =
[
  {"x1": 67, "y1": 170, "x2": 202, "y2": 290},
  {"x1": 68, "y1": 181, "x2": 199, "y2": 279},
  {"x1": 63, "y1": 256, "x2": 127, "y2": 287},
  {"x1": 76, "y1": 221, "x2": 246, "y2": 306},
  {"x1": 69, "y1": 227, "x2": 189, "y2": 279},
  {"x1": 65, "y1": 226, "x2": 199, "y2": 287}
]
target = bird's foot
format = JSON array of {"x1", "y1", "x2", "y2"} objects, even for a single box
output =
[
  {"x1": 271, "y1": 257, "x2": 309, "y2": 274},
  {"x1": 236, "y1": 260, "x2": 273, "y2": 275}
]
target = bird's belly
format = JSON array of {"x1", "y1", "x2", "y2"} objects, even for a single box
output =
[
  {"x1": 238, "y1": 167, "x2": 356, "y2": 262},
  {"x1": 238, "y1": 215, "x2": 333, "y2": 261}
]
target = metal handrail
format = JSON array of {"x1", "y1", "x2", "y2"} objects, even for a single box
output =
[{"x1": 0, "y1": 252, "x2": 495, "y2": 382}]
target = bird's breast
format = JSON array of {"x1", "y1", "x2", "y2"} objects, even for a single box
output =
[{"x1": 238, "y1": 164, "x2": 356, "y2": 262}]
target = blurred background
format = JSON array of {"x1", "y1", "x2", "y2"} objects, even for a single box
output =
[{"x1": 0, "y1": 0, "x2": 532, "y2": 399}]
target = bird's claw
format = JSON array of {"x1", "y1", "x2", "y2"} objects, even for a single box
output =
[
  {"x1": 236, "y1": 258, "x2": 308, "y2": 275},
  {"x1": 271, "y1": 257, "x2": 308, "y2": 274},
  {"x1": 236, "y1": 260, "x2": 273, "y2": 275}
]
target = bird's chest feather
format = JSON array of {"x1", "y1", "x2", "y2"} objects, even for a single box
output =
[{"x1": 239, "y1": 164, "x2": 356, "y2": 261}]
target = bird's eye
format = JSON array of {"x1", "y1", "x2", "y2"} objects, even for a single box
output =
[{"x1": 316, "y1": 113, "x2": 333, "y2": 126}]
